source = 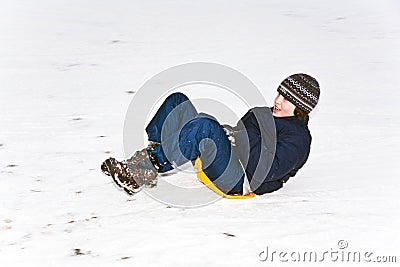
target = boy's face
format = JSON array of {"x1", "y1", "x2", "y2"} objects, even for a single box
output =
[{"x1": 273, "y1": 93, "x2": 296, "y2": 117}]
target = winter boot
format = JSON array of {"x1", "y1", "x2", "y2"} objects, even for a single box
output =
[
  {"x1": 125, "y1": 148, "x2": 160, "y2": 188},
  {"x1": 101, "y1": 146, "x2": 161, "y2": 195},
  {"x1": 101, "y1": 157, "x2": 142, "y2": 195},
  {"x1": 146, "y1": 141, "x2": 160, "y2": 152}
]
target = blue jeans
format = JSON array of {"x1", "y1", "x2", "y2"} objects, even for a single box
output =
[{"x1": 145, "y1": 92, "x2": 245, "y2": 195}]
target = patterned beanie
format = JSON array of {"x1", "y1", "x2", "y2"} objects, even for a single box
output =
[{"x1": 277, "y1": 73, "x2": 320, "y2": 114}]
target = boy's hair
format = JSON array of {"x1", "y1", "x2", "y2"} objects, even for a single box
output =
[{"x1": 294, "y1": 107, "x2": 309, "y2": 121}]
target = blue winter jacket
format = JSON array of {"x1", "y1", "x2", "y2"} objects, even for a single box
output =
[{"x1": 233, "y1": 107, "x2": 311, "y2": 195}]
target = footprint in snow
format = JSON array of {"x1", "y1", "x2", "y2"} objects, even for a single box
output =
[
  {"x1": 72, "y1": 248, "x2": 91, "y2": 256},
  {"x1": 5, "y1": 164, "x2": 18, "y2": 168},
  {"x1": 223, "y1": 232, "x2": 236, "y2": 237}
]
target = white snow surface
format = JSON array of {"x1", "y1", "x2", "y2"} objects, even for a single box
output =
[{"x1": 1, "y1": 0, "x2": 400, "y2": 266}]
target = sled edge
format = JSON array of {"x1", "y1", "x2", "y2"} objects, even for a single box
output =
[{"x1": 194, "y1": 158, "x2": 255, "y2": 199}]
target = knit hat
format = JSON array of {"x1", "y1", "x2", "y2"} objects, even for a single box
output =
[{"x1": 277, "y1": 73, "x2": 320, "y2": 114}]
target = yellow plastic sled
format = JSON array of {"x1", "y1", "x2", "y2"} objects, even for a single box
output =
[{"x1": 194, "y1": 158, "x2": 255, "y2": 199}]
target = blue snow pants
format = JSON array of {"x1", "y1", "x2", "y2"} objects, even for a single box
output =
[{"x1": 145, "y1": 92, "x2": 245, "y2": 195}]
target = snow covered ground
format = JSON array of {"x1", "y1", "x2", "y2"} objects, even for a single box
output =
[{"x1": 1, "y1": 0, "x2": 400, "y2": 266}]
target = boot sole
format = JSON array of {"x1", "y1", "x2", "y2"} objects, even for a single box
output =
[{"x1": 103, "y1": 159, "x2": 141, "y2": 195}]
